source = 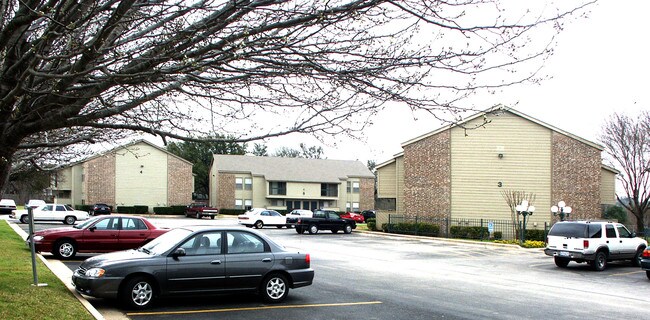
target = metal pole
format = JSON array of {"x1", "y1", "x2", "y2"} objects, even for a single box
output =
[{"x1": 28, "y1": 207, "x2": 47, "y2": 287}]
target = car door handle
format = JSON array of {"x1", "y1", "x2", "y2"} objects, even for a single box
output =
[
  {"x1": 262, "y1": 258, "x2": 272, "y2": 263},
  {"x1": 211, "y1": 260, "x2": 222, "y2": 265}
]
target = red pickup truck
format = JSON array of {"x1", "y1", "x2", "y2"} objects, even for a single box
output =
[{"x1": 185, "y1": 203, "x2": 219, "y2": 219}]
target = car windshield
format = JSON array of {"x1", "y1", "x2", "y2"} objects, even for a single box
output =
[
  {"x1": 140, "y1": 228, "x2": 193, "y2": 255},
  {"x1": 74, "y1": 217, "x2": 102, "y2": 229}
]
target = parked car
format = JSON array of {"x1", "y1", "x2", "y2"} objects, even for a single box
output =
[
  {"x1": 71, "y1": 226, "x2": 314, "y2": 309},
  {"x1": 10, "y1": 204, "x2": 90, "y2": 225},
  {"x1": 544, "y1": 220, "x2": 647, "y2": 271},
  {"x1": 27, "y1": 215, "x2": 168, "y2": 259},
  {"x1": 361, "y1": 210, "x2": 376, "y2": 221},
  {"x1": 91, "y1": 203, "x2": 112, "y2": 215},
  {"x1": 0, "y1": 199, "x2": 16, "y2": 214},
  {"x1": 340, "y1": 211, "x2": 365, "y2": 223},
  {"x1": 295, "y1": 209, "x2": 356, "y2": 234},
  {"x1": 184, "y1": 203, "x2": 219, "y2": 219},
  {"x1": 26, "y1": 199, "x2": 46, "y2": 209},
  {"x1": 640, "y1": 248, "x2": 650, "y2": 280},
  {"x1": 286, "y1": 209, "x2": 313, "y2": 226},
  {"x1": 238, "y1": 208, "x2": 288, "y2": 229}
]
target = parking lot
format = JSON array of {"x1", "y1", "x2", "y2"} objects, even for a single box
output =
[{"x1": 11, "y1": 216, "x2": 650, "y2": 320}]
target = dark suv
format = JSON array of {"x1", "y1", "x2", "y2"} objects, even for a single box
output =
[{"x1": 91, "y1": 203, "x2": 112, "y2": 215}]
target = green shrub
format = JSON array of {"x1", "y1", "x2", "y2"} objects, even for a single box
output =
[
  {"x1": 219, "y1": 208, "x2": 247, "y2": 215},
  {"x1": 116, "y1": 206, "x2": 135, "y2": 214},
  {"x1": 75, "y1": 205, "x2": 93, "y2": 212},
  {"x1": 153, "y1": 206, "x2": 185, "y2": 215},
  {"x1": 134, "y1": 205, "x2": 148, "y2": 214},
  {"x1": 366, "y1": 218, "x2": 376, "y2": 231},
  {"x1": 524, "y1": 229, "x2": 545, "y2": 241},
  {"x1": 383, "y1": 222, "x2": 440, "y2": 237},
  {"x1": 450, "y1": 226, "x2": 489, "y2": 240},
  {"x1": 493, "y1": 231, "x2": 503, "y2": 240},
  {"x1": 603, "y1": 205, "x2": 627, "y2": 224}
]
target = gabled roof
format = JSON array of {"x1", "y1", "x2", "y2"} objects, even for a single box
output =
[
  {"x1": 63, "y1": 139, "x2": 192, "y2": 167},
  {"x1": 401, "y1": 105, "x2": 604, "y2": 151},
  {"x1": 213, "y1": 155, "x2": 374, "y2": 183}
]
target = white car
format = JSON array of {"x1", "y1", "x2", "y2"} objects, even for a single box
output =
[
  {"x1": 0, "y1": 199, "x2": 17, "y2": 214},
  {"x1": 10, "y1": 204, "x2": 90, "y2": 225},
  {"x1": 286, "y1": 209, "x2": 313, "y2": 225},
  {"x1": 238, "y1": 208, "x2": 288, "y2": 229}
]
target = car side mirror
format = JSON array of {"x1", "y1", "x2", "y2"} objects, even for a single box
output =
[
  {"x1": 630, "y1": 232, "x2": 636, "y2": 238},
  {"x1": 172, "y1": 248, "x2": 186, "y2": 259},
  {"x1": 89, "y1": 226, "x2": 96, "y2": 232}
]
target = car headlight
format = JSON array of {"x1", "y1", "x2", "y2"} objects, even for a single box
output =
[
  {"x1": 85, "y1": 268, "x2": 106, "y2": 278},
  {"x1": 32, "y1": 235, "x2": 44, "y2": 242}
]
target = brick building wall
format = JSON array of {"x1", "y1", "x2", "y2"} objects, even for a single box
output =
[
  {"x1": 359, "y1": 177, "x2": 375, "y2": 211},
  {"x1": 552, "y1": 133, "x2": 602, "y2": 220},
  {"x1": 167, "y1": 155, "x2": 193, "y2": 206},
  {"x1": 217, "y1": 173, "x2": 235, "y2": 209},
  {"x1": 403, "y1": 131, "x2": 451, "y2": 219},
  {"x1": 84, "y1": 154, "x2": 116, "y2": 205}
]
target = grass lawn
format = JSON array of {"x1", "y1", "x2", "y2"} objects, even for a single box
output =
[{"x1": 0, "y1": 221, "x2": 94, "y2": 320}]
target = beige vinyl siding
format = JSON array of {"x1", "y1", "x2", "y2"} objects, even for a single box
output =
[
  {"x1": 450, "y1": 112, "x2": 551, "y2": 226},
  {"x1": 396, "y1": 156, "x2": 405, "y2": 214},
  {"x1": 209, "y1": 161, "x2": 218, "y2": 207},
  {"x1": 115, "y1": 143, "x2": 168, "y2": 209},
  {"x1": 71, "y1": 165, "x2": 83, "y2": 205},
  {"x1": 600, "y1": 168, "x2": 617, "y2": 205},
  {"x1": 234, "y1": 174, "x2": 253, "y2": 202},
  {"x1": 377, "y1": 161, "x2": 397, "y2": 198},
  {"x1": 252, "y1": 176, "x2": 267, "y2": 207},
  {"x1": 285, "y1": 182, "x2": 323, "y2": 198}
]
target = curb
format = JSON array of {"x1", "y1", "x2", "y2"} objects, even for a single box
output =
[
  {"x1": 5, "y1": 220, "x2": 105, "y2": 320},
  {"x1": 356, "y1": 229, "x2": 543, "y2": 250}
]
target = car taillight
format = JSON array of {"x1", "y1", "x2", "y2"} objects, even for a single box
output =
[
  {"x1": 583, "y1": 240, "x2": 589, "y2": 249},
  {"x1": 305, "y1": 253, "x2": 311, "y2": 266},
  {"x1": 642, "y1": 249, "x2": 650, "y2": 258}
]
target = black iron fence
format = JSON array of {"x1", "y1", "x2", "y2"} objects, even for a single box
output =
[{"x1": 384, "y1": 214, "x2": 550, "y2": 241}]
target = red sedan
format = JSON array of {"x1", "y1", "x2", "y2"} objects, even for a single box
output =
[
  {"x1": 339, "y1": 211, "x2": 365, "y2": 223},
  {"x1": 28, "y1": 215, "x2": 169, "y2": 259}
]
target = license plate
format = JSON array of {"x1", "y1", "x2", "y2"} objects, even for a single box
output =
[{"x1": 558, "y1": 251, "x2": 570, "y2": 257}]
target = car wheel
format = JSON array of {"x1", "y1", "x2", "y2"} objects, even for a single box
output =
[
  {"x1": 308, "y1": 224, "x2": 318, "y2": 234},
  {"x1": 210, "y1": 216, "x2": 215, "y2": 220},
  {"x1": 344, "y1": 224, "x2": 353, "y2": 234},
  {"x1": 20, "y1": 215, "x2": 29, "y2": 224},
  {"x1": 276, "y1": 225, "x2": 283, "y2": 229},
  {"x1": 296, "y1": 227, "x2": 305, "y2": 234},
  {"x1": 254, "y1": 220, "x2": 264, "y2": 229},
  {"x1": 122, "y1": 276, "x2": 156, "y2": 309},
  {"x1": 554, "y1": 256, "x2": 570, "y2": 268},
  {"x1": 331, "y1": 229, "x2": 338, "y2": 234},
  {"x1": 633, "y1": 247, "x2": 645, "y2": 267},
  {"x1": 592, "y1": 251, "x2": 607, "y2": 271},
  {"x1": 260, "y1": 273, "x2": 289, "y2": 303},
  {"x1": 53, "y1": 240, "x2": 76, "y2": 259},
  {"x1": 196, "y1": 213, "x2": 202, "y2": 219},
  {"x1": 64, "y1": 216, "x2": 76, "y2": 225},
  {"x1": 646, "y1": 270, "x2": 650, "y2": 281}
]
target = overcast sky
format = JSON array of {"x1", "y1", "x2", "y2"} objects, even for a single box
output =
[{"x1": 261, "y1": 0, "x2": 648, "y2": 166}]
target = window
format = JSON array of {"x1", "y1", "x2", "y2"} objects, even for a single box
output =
[
  {"x1": 606, "y1": 224, "x2": 617, "y2": 238},
  {"x1": 352, "y1": 202, "x2": 359, "y2": 210},
  {"x1": 227, "y1": 231, "x2": 266, "y2": 254},
  {"x1": 244, "y1": 199, "x2": 252, "y2": 210},
  {"x1": 346, "y1": 202, "x2": 351, "y2": 211},
  {"x1": 321, "y1": 183, "x2": 338, "y2": 197},
  {"x1": 617, "y1": 224, "x2": 632, "y2": 238},
  {"x1": 235, "y1": 199, "x2": 243, "y2": 209},
  {"x1": 346, "y1": 181, "x2": 351, "y2": 193},
  {"x1": 269, "y1": 182, "x2": 286, "y2": 195},
  {"x1": 179, "y1": 231, "x2": 222, "y2": 256},
  {"x1": 588, "y1": 225, "x2": 602, "y2": 238},
  {"x1": 93, "y1": 218, "x2": 119, "y2": 230},
  {"x1": 244, "y1": 178, "x2": 253, "y2": 190},
  {"x1": 122, "y1": 218, "x2": 147, "y2": 230},
  {"x1": 352, "y1": 182, "x2": 360, "y2": 193},
  {"x1": 235, "y1": 178, "x2": 243, "y2": 190}
]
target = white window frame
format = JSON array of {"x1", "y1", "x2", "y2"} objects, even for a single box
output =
[
  {"x1": 235, "y1": 199, "x2": 243, "y2": 209},
  {"x1": 244, "y1": 178, "x2": 253, "y2": 190},
  {"x1": 235, "y1": 178, "x2": 243, "y2": 190}
]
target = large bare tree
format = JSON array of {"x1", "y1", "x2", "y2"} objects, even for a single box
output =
[
  {"x1": 601, "y1": 112, "x2": 650, "y2": 232},
  {"x1": 0, "y1": 0, "x2": 593, "y2": 194}
]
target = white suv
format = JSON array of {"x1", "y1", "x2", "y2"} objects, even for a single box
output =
[{"x1": 544, "y1": 221, "x2": 647, "y2": 271}]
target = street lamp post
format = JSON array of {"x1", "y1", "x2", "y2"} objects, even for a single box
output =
[
  {"x1": 551, "y1": 201, "x2": 572, "y2": 221},
  {"x1": 516, "y1": 200, "x2": 535, "y2": 243}
]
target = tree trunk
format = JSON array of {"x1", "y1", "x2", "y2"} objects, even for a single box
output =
[{"x1": 0, "y1": 150, "x2": 13, "y2": 195}]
